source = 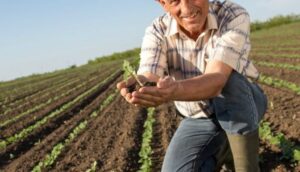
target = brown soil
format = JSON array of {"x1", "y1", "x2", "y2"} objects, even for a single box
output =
[
  {"x1": 258, "y1": 83, "x2": 300, "y2": 171},
  {"x1": 257, "y1": 66, "x2": 300, "y2": 85},
  {"x1": 0, "y1": 72, "x2": 121, "y2": 168},
  {"x1": 48, "y1": 97, "x2": 145, "y2": 172},
  {"x1": 0, "y1": 70, "x2": 117, "y2": 138},
  {"x1": 252, "y1": 50, "x2": 300, "y2": 55},
  {"x1": 1, "y1": 81, "x2": 117, "y2": 172},
  {"x1": 0, "y1": 68, "x2": 113, "y2": 124},
  {"x1": 260, "y1": 84, "x2": 300, "y2": 142},
  {"x1": 0, "y1": 65, "x2": 299, "y2": 172},
  {"x1": 251, "y1": 55, "x2": 300, "y2": 66},
  {"x1": 151, "y1": 103, "x2": 181, "y2": 172},
  {"x1": 49, "y1": 100, "x2": 180, "y2": 172},
  {"x1": 252, "y1": 45, "x2": 300, "y2": 49}
]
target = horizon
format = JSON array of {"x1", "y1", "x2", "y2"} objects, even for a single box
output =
[{"x1": 1, "y1": 0, "x2": 300, "y2": 82}]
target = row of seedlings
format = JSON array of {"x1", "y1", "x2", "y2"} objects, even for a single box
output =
[
  {"x1": 0, "y1": 68, "x2": 118, "y2": 128},
  {"x1": 32, "y1": 90, "x2": 119, "y2": 171},
  {"x1": 0, "y1": 71, "x2": 121, "y2": 151},
  {"x1": 259, "y1": 121, "x2": 300, "y2": 165},
  {"x1": 138, "y1": 107, "x2": 156, "y2": 172}
]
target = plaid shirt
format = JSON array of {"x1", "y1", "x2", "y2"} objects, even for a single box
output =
[{"x1": 137, "y1": 0, "x2": 259, "y2": 118}]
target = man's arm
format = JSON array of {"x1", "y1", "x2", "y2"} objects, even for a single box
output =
[
  {"x1": 127, "y1": 60, "x2": 232, "y2": 107},
  {"x1": 173, "y1": 60, "x2": 232, "y2": 100}
]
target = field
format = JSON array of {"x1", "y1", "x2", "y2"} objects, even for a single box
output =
[{"x1": 0, "y1": 22, "x2": 299, "y2": 172}]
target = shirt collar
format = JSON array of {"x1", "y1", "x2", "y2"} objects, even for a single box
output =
[{"x1": 164, "y1": 8, "x2": 218, "y2": 38}]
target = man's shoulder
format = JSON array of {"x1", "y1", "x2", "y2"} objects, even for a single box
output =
[
  {"x1": 152, "y1": 13, "x2": 172, "y2": 26},
  {"x1": 211, "y1": 0, "x2": 249, "y2": 19},
  {"x1": 147, "y1": 13, "x2": 173, "y2": 36}
]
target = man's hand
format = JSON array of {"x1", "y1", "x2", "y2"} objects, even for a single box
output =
[
  {"x1": 116, "y1": 75, "x2": 147, "y2": 104},
  {"x1": 131, "y1": 76, "x2": 180, "y2": 107},
  {"x1": 117, "y1": 75, "x2": 180, "y2": 107}
]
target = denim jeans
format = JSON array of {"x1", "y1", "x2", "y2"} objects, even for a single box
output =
[
  {"x1": 162, "y1": 117, "x2": 229, "y2": 172},
  {"x1": 213, "y1": 71, "x2": 268, "y2": 135}
]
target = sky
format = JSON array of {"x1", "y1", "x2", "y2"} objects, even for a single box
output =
[{"x1": 0, "y1": 0, "x2": 299, "y2": 81}]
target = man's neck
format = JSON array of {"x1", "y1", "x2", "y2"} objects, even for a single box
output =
[{"x1": 178, "y1": 20, "x2": 208, "y2": 41}]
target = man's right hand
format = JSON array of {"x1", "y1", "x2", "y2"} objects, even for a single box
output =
[{"x1": 116, "y1": 75, "x2": 147, "y2": 104}]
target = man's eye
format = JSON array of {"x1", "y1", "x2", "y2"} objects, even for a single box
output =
[{"x1": 169, "y1": 0, "x2": 179, "y2": 5}]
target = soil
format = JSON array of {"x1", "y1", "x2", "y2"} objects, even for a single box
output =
[
  {"x1": 257, "y1": 66, "x2": 300, "y2": 85},
  {"x1": 0, "y1": 63, "x2": 299, "y2": 171},
  {"x1": 251, "y1": 55, "x2": 300, "y2": 66}
]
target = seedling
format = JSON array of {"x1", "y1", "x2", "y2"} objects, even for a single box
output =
[
  {"x1": 123, "y1": 60, "x2": 144, "y2": 87},
  {"x1": 122, "y1": 60, "x2": 156, "y2": 93}
]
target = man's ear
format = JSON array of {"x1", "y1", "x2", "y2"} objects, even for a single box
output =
[{"x1": 157, "y1": 0, "x2": 168, "y2": 12}]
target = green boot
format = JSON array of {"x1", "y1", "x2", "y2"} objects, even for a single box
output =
[{"x1": 226, "y1": 130, "x2": 260, "y2": 172}]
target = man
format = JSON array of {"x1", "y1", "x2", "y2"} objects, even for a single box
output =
[{"x1": 117, "y1": 0, "x2": 267, "y2": 171}]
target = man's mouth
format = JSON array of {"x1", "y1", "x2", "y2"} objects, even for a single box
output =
[{"x1": 181, "y1": 11, "x2": 200, "y2": 21}]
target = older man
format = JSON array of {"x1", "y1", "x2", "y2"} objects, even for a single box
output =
[{"x1": 117, "y1": 0, "x2": 267, "y2": 171}]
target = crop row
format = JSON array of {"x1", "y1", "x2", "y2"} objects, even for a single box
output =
[
  {"x1": 0, "y1": 61, "x2": 121, "y2": 107},
  {"x1": 0, "y1": 70, "x2": 77, "y2": 105},
  {"x1": 254, "y1": 61, "x2": 300, "y2": 71},
  {"x1": 259, "y1": 74, "x2": 300, "y2": 94},
  {"x1": 0, "y1": 61, "x2": 120, "y2": 114},
  {"x1": 32, "y1": 120, "x2": 88, "y2": 172},
  {"x1": 251, "y1": 47, "x2": 300, "y2": 52},
  {"x1": 251, "y1": 52, "x2": 300, "y2": 59},
  {"x1": 0, "y1": 76, "x2": 81, "y2": 117},
  {"x1": 33, "y1": 90, "x2": 119, "y2": 171},
  {"x1": 138, "y1": 107, "x2": 156, "y2": 172},
  {"x1": 0, "y1": 71, "x2": 120, "y2": 151},
  {"x1": 0, "y1": 68, "x2": 117, "y2": 128},
  {"x1": 259, "y1": 121, "x2": 300, "y2": 164}
]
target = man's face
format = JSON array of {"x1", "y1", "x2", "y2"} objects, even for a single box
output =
[{"x1": 158, "y1": 0, "x2": 209, "y2": 39}]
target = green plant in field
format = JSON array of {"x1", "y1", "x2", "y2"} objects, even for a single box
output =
[
  {"x1": 0, "y1": 72, "x2": 120, "y2": 151},
  {"x1": 90, "y1": 90, "x2": 118, "y2": 118},
  {"x1": 0, "y1": 140, "x2": 6, "y2": 149},
  {"x1": 259, "y1": 74, "x2": 300, "y2": 95},
  {"x1": 294, "y1": 149, "x2": 300, "y2": 162},
  {"x1": 32, "y1": 120, "x2": 88, "y2": 172},
  {"x1": 123, "y1": 60, "x2": 144, "y2": 87},
  {"x1": 253, "y1": 60, "x2": 300, "y2": 71},
  {"x1": 270, "y1": 101, "x2": 274, "y2": 110},
  {"x1": 259, "y1": 121, "x2": 300, "y2": 163},
  {"x1": 86, "y1": 161, "x2": 97, "y2": 172},
  {"x1": 138, "y1": 107, "x2": 155, "y2": 172}
]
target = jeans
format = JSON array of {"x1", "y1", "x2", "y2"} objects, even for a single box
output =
[
  {"x1": 213, "y1": 71, "x2": 268, "y2": 135},
  {"x1": 162, "y1": 117, "x2": 229, "y2": 172}
]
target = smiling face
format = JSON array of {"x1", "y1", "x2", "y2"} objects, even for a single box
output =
[{"x1": 158, "y1": 0, "x2": 209, "y2": 40}]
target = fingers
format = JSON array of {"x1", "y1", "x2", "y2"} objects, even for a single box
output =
[
  {"x1": 116, "y1": 76, "x2": 137, "y2": 90},
  {"x1": 132, "y1": 91, "x2": 163, "y2": 104},
  {"x1": 116, "y1": 81, "x2": 126, "y2": 90},
  {"x1": 131, "y1": 93, "x2": 157, "y2": 107},
  {"x1": 157, "y1": 76, "x2": 174, "y2": 88},
  {"x1": 117, "y1": 75, "x2": 169, "y2": 107},
  {"x1": 120, "y1": 91, "x2": 157, "y2": 107},
  {"x1": 139, "y1": 86, "x2": 161, "y2": 97}
]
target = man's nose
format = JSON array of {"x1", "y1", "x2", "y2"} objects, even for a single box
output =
[{"x1": 180, "y1": 0, "x2": 193, "y2": 16}]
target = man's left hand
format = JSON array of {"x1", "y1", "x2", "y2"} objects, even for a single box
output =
[{"x1": 131, "y1": 76, "x2": 179, "y2": 107}]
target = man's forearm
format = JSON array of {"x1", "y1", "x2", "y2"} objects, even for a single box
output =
[{"x1": 173, "y1": 73, "x2": 227, "y2": 101}]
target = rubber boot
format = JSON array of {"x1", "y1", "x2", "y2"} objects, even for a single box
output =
[
  {"x1": 215, "y1": 136, "x2": 234, "y2": 172},
  {"x1": 226, "y1": 130, "x2": 260, "y2": 172}
]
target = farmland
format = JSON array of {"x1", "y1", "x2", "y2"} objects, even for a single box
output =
[{"x1": 0, "y1": 21, "x2": 299, "y2": 171}]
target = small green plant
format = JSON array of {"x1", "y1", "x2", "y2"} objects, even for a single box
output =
[
  {"x1": 123, "y1": 60, "x2": 144, "y2": 87},
  {"x1": 86, "y1": 161, "x2": 97, "y2": 172},
  {"x1": 138, "y1": 107, "x2": 155, "y2": 172},
  {"x1": 259, "y1": 121, "x2": 300, "y2": 163},
  {"x1": 122, "y1": 60, "x2": 156, "y2": 94}
]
